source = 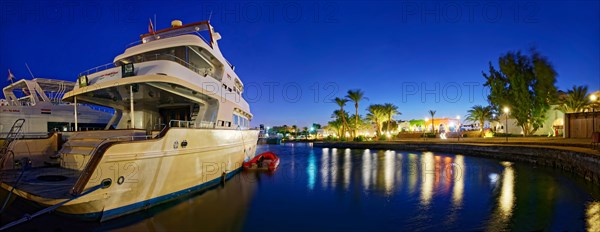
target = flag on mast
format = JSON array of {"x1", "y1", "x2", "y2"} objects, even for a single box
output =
[
  {"x1": 7, "y1": 69, "x2": 15, "y2": 84},
  {"x1": 148, "y1": 18, "x2": 155, "y2": 34}
]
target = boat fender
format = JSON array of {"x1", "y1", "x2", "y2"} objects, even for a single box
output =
[
  {"x1": 101, "y1": 178, "x2": 112, "y2": 189},
  {"x1": 220, "y1": 172, "x2": 226, "y2": 185},
  {"x1": 117, "y1": 176, "x2": 125, "y2": 185}
]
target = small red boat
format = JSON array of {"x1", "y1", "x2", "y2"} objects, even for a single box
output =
[{"x1": 243, "y1": 152, "x2": 280, "y2": 171}]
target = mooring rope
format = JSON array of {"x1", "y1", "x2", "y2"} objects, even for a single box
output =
[
  {"x1": 0, "y1": 183, "x2": 104, "y2": 231},
  {"x1": 0, "y1": 166, "x2": 26, "y2": 214}
]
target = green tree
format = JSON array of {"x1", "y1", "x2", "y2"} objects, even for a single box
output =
[
  {"x1": 327, "y1": 120, "x2": 343, "y2": 137},
  {"x1": 282, "y1": 125, "x2": 288, "y2": 134},
  {"x1": 409, "y1": 119, "x2": 426, "y2": 131},
  {"x1": 366, "y1": 104, "x2": 386, "y2": 137},
  {"x1": 556, "y1": 85, "x2": 590, "y2": 113},
  {"x1": 334, "y1": 97, "x2": 350, "y2": 137},
  {"x1": 383, "y1": 103, "x2": 400, "y2": 133},
  {"x1": 292, "y1": 125, "x2": 298, "y2": 136},
  {"x1": 428, "y1": 110, "x2": 436, "y2": 133},
  {"x1": 346, "y1": 89, "x2": 367, "y2": 138},
  {"x1": 332, "y1": 109, "x2": 350, "y2": 137},
  {"x1": 483, "y1": 49, "x2": 558, "y2": 135},
  {"x1": 466, "y1": 105, "x2": 493, "y2": 137}
]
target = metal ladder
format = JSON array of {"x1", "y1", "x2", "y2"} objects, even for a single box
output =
[{"x1": 0, "y1": 119, "x2": 25, "y2": 157}]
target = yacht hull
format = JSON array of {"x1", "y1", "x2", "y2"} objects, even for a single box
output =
[{"x1": 1, "y1": 128, "x2": 259, "y2": 221}]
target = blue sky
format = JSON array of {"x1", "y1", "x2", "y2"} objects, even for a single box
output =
[{"x1": 1, "y1": 0, "x2": 599, "y2": 127}]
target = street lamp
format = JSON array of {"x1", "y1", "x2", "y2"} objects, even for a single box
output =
[
  {"x1": 503, "y1": 107, "x2": 510, "y2": 142},
  {"x1": 456, "y1": 115, "x2": 461, "y2": 142},
  {"x1": 591, "y1": 94, "x2": 598, "y2": 133}
]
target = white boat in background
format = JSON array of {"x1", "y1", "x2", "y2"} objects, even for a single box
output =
[
  {"x1": 0, "y1": 78, "x2": 113, "y2": 137},
  {"x1": 0, "y1": 19, "x2": 259, "y2": 224}
]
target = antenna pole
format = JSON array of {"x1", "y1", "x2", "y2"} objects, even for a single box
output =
[
  {"x1": 208, "y1": 10, "x2": 213, "y2": 21},
  {"x1": 25, "y1": 63, "x2": 35, "y2": 79}
]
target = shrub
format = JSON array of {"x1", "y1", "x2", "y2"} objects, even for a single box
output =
[
  {"x1": 420, "y1": 133, "x2": 436, "y2": 138},
  {"x1": 324, "y1": 135, "x2": 336, "y2": 141},
  {"x1": 353, "y1": 135, "x2": 366, "y2": 142}
]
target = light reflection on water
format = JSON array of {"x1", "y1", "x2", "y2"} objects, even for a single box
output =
[
  {"x1": 420, "y1": 151, "x2": 435, "y2": 207},
  {"x1": 307, "y1": 149, "x2": 316, "y2": 190},
  {"x1": 451, "y1": 155, "x2": 465, "y2": 208},
  {"x1": 588, "y1": 201, "x2": 600, "y2": 231},
  {"x1": 2, "y1": 143, "x2": 598, "y2": 231}
]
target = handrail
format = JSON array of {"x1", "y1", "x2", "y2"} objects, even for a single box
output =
[
  {"x1": 70, "y1": 132, "x2": 154, "y2": 195},
  {"x1": 127, "y1": 31, "x2": 211, "y2": 49},
  {"x1": 78, "y1": 62, "x2": 115, "y2": 77},
  {"x1": 168, "y1": 120, "x2": 215, "y2": 129},
  {"x1": 125, "y1": 40, "x2": 143, "y2": 48}
]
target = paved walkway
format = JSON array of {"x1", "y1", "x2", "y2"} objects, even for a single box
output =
[{"x1": 371, "y1": 137, "x2": 600, "y2": 155}]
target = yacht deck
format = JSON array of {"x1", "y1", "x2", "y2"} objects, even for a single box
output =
[{"x1": 0, "y1": 167, "x2": 81, "y2": 199}]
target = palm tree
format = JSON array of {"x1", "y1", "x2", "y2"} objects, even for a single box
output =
[
  {"x1": 282, "y1": 124, "x2": 288, "y2": 134},
  {"x1": 327, "y1": 120, "x2": 343, "y2": 137},
  {"x1": 292, "y1": 125, "x2": 298, "y2": 136},
  {"x1": 466, "y1": 105, "x2": 493, "y2": 137},
  {"x1": 366, "y1": 104, "x2": 386, "y2": 136},
  {"x1": 334, "y1": 97, "x2": 350, "y2": 137},
  {"x1": 383, "y1": 103, "x2": 399, "y2": 133},
  {"x1": 557, "y1": 85, "x2": 590, "y2": 113},
  {"x1": 428, "y1": 110, "x2": 436, "y2": 133},
  {"x1": 346, "y1": 89, "x2": 367, "y2": 137}
]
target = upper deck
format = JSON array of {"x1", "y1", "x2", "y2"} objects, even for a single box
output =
[
  {"x1": 76, "y1": 20, "x2": 244, "y2": 96},
  {"x1": 64, "y1": 19, "x2": 253, "y2": 131},
  {"x1": 2, "y1": 78, "x2": 74, "y2": 106}
]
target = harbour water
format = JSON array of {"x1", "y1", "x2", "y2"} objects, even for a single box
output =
[{"x1": 1, "y1": 143, "x2": 599, "y2": 231}]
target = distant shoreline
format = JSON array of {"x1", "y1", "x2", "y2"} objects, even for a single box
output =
[{"x1": 313, "y1": 141, "x2": 600, "y2": 185}]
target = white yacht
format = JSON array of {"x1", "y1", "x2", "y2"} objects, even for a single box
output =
[
  {"x1": 0, "y1": 20, "x2": 259, "y2": 222},
  {"x1": 0, "y1": 78, "x2": 113, "y2": 137}
]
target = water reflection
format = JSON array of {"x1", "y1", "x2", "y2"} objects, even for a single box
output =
[
  {"x1": 451, "y1": 155, "x2": 465, "y2": 208},
  {"x1": 307, "y1": 149, "x2": 316, "y2": 190},
  {"x1": 408, "y1": 153, "x2": 418, "y2": 194},
  {"x1": 344, "y1": 148, "x2": 351, "y2": 190},
  {"x1": 588, "y1": 202, "x2": 600, "y2": 231},
  {"x1": 3, "y1": 145, "x2": 597, "y2": 231},
  {"x1": 420, "y1": 152, "x2": 435, "y2": 207},
  {"x1": 499, "y1": 162, "x2": 515, "y2": 217},
  {"x1": 383, "y1": 150, "x2": 395, "y2": 194},
  {"x1": 487, "y1": 161, "x2": 516, "y2": 231},
  {"x1": 321, "y1": 148, "x2": 330, "y2": 189},
  {"x1": 362, "y1": 149, "x2": 372, "y2": 191}
]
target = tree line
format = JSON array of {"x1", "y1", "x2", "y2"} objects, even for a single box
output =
[
  {"x1": 327, "y1": 48, "x2": 598, "y2": 139},
  {"x1": 469, "y1": 48, "x2": 598, "y2": 136}
]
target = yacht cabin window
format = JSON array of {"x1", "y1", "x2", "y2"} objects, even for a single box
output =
[{"x1": 114, "y1": 46, "x2": 224, "y2": 81}]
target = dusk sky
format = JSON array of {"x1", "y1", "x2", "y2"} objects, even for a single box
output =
[{"x1": 1, "y1": 0, "x2": 599, "y2": 127}]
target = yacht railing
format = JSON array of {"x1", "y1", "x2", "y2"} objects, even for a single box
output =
[
  {"x1": 138, "y1": 53, "x2": 203, "y2": 74},
  {"x1": 79, "y1": 53, "x2": 207, "y2": 79},
  {"x1": 126, "y1": 32, "x2": 211, "y2": 49},
  {"x1": 168, "y1": 120, "x2": 215, "y2": 129},
  {"x1": 126, "y1": 40, "x2": 143, "y2": 48},
  {"x1": 78, "y1": 63, "x2": 115, "y2": 77}
]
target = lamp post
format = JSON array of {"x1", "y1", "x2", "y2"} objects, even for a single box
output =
[
  {"x1": 503, "y1": 107, "x2": 510, "y2": 142},
  {"x1": 456, "y1": 115, "x2": 461, "y2": 142},
  {"x1": 591, "y1": 94, "x2": 598, "y2": 133},
  {"x1": 492, "y1": 113, "x2": 496, "y2": 132}
]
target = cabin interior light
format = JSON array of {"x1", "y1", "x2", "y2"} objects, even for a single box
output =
[
  {"x1": 78, "y1": 75, "x2": 88, "y2": 88},
  {"x1": 122, "y1": 63, "x2": 135, "y2": 77}
]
